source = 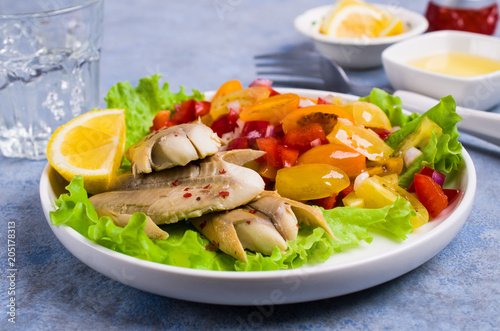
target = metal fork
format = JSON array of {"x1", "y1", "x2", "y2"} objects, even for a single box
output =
[{"x1": 254, "y1": 51, "x2": 379, "y2": 96}]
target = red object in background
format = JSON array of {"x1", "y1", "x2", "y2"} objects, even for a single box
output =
[{"x1": 425, "y1": 0, "x2": 499, "y2": 35}]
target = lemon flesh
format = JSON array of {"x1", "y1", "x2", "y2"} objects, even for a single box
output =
[
  {"x1": 320, "y1": 0, "x2": 403, "y2": 38},
  {"x1": 47, "y1": 109, "x2": 126, "y2": 194}
]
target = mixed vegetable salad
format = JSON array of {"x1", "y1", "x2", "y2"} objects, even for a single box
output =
[{"x1": 50, "y1": 75, "x2": 464, "y2": 271}]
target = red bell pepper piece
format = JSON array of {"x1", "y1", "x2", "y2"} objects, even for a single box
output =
[
  {"x1": 408, "y1": 166, "x2": 446, "y2": 192},
  {"x1": 340, "y1": 183, "x2": 354, "y2": 198},
  {"x1": 414, "y1": 173, "x2": 449, "y2": 218},
  {"x1": 283, "y1": 123, "x2": 328, "y2": 154},
  {"x1": 311, "y1": 193, "x2": 338, "y2": 210},
  {"x1": 256, "y1": 137, "x2": 282, "y2": 168},
  {"x1": 279, "y1": 145, "x2": 299, "y2": 168}
]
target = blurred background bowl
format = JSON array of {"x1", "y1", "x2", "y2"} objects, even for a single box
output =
[
  {"x1": 382, "y1": 30, "x2": 500, "y2": 110},
  {"x1": 294, "y1": 4, "x2": 428, "y2": 69}
]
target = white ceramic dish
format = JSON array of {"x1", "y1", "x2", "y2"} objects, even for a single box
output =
[
  {"x1": 40, "y1": 89, "x2": 476, "y2": 305},
  {"x1": 294, "y1": 5, "x2": 428, "y2": 69},
  {"x1": 382, "y1": 30, "x2": 500, "y2": 111}
]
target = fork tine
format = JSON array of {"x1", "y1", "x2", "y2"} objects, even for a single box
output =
[
  {"x1": 270, "y1": 79, "x2": 327, "y2": 90},
  {"x1": 256, "y1": 68, "x2": 324, "y2": 79},
  {"x1": 254, "y1": 52, "x2": 321, "y2": 61}
]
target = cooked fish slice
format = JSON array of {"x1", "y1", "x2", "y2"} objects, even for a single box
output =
[
  {"x1": 89, "y1": 150, "x2": 266, "y2": 228},
  {"x1": 252, "y1": 191, "x2": 336, "y2": 239},
  {"x1": 110, "y1": 150, "x2": 266, "y2": 191},
  {"x1": 191, "y1": 209, "x2": 287, "y2": 262},
  {"x1": 126, "y1": 123, "x2": 222, "y2": 175},
  {"x1": 247, "y1": 192, "x2": 299, "y2": 241},
  {"x1": 191, "y1": 191, "x2": 336, "y2": 262}
]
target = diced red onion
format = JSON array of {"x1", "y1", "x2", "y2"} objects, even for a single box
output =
[
  {"x1": 265, "y1": 124, "x2": 275, "y2": 137},
  {"x1": 249, "y1": 78, "x2": 273, "y2": 87},
  {"x1": 420, "y1": 166, "x2": 446, "y2": 187},
  {"x1": 404, "y1": 146, "x2": 422, "y2": 167},
  {"x1": 354, "y1": 172, "x2": 370, "y2": 191},
  {"x1": 310, "y1": 138, "x2": 322, "y2": 148},
  {"x1": 391, "y1": 126, "x2": 401, "y2": 132},
  {"x1": 299, "y1": 98, "x2": 316, "y2": 108}
]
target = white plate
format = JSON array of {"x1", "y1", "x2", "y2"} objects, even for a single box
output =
[{"x1": 39, "y1": 89, "x2": 476, "y2": 305}]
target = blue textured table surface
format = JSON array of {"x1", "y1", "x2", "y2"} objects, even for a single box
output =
[{"x1": 1, "y1": 0, "x2": 499, "y2": 330}]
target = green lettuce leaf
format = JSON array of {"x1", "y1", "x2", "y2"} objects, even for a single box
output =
[
  {"x1": 49, "y1": 178, "x2": 414, "y2": 271},
  {"x1": 104, "y1": 74, "x2": 204, "y2": 167},
  {"x1": 384, "y1": 95, "x2": 463, "y2": 188}
]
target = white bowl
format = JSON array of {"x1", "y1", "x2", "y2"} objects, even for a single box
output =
[
  {"x1": 294, "y1": 5, "x2": 428, "y2": 69},
  {"x1": 40, "y1": 88, "x2": 476, "y2": 305},
  {"x1": 382, "y1": 30, "x2": 500, "y2": 111}
]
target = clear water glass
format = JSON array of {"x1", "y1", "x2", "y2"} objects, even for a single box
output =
[{"x1": 0, "y1": 0, "x2": 103, "y2": 159}]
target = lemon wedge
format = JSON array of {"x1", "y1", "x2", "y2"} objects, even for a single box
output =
[
  {"x1": 320, "y1": 0, "x2": 400, "y2": 38},
  {"x1": 47, "y1": 108, "x2": 126, "y2": 194},
  {"x1": 379, "y1": 17, "x2": 404, "y2": 37}
]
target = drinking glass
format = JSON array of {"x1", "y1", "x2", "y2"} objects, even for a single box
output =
[{"x1": 0, "y1": 0, "x2": 103, "y2": 159}]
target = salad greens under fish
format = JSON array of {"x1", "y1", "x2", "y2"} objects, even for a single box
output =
[{"x1": 49, "y1": 75, "x2": 464, "y2": 272}]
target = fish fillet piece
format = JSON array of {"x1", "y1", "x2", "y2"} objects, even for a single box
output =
[
  {"x1": 191, "y1": 209, "x2": 287, "y2": 263},
  {"x1": 191, "y1": 191, "x2": 336, "y2": 262},
  {"x1": 126, "y1": 123, "x2": 222, "y2": 175},
  {"x1": 252, "y1": 191, "x2": 335, "y2": 239},
  {"x1": 89, "y1": 150, "x2": 266, "y2": 235}
]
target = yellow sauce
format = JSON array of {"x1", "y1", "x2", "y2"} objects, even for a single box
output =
[{"x1": 407, "y1": 52, "x2": 500, "y2": 77}]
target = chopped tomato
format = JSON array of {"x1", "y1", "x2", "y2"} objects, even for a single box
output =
[
  {"x1": 414, "y1": 173, "x2": 449, "y2": 218},
  {"x1": 150, "y1": 110, "x2": 172, "y2": 132},
  {"x1": 275, "y1": 164, "x2": 350, "y2": 200},
  {"x1": 443, "y1": 188, "x2": 461, "y2": 204},
  {"x1": 297, "y1": 143, "x2": 366, "y2": 178},
  {"x1": 366, "y1": 157, "x2": 404, "y2": 177},
  {"x1": 194, "y1": 101, "x2": 211, "y2": 118},
  {"x1": 171, "y1": 99, "x2": 196, "y2": 124},
  {"x1": 212, "y1": 79, "x2": 243, "y2": 100},
  {"x1": 210, "y1": 108, "x2": 238, "y2": 137},
  {"x1": 327, "y1": 120, "x2": 393, "y2": 161},
  {"x1": 258, "y1": 162, "x2": 278, "y2": 180},
  {"x1": 279, "y1": 145, "x2": 299, "y2": 168},
  {"x1": 257, "y1": 137, "x2": 282, "y2": 168},
  {"x1": 282, "y1": 104, "x2": 354, "y2": 135},
  {"x1": 239, "y1": 93, "x2": 301, "y2": 125},
  {"x1": 261, "y1": 85, "x2": 281, "y2": 96},
  {"x1": 283, "y1": 123, "x2": 328, "y2": 154},
  {"x1": 227, "y1": 137, "x2": 249, "y2": 151},
  {"x1": 208, "y1": 86, "x2": 270, "y2": 126},
  {"x1": 241, "y1": 121, "x2": 270, "y2": 145},
  {"x1": 311, "y1": 193, "x2": 338, "y2": 209}
]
